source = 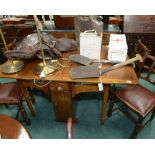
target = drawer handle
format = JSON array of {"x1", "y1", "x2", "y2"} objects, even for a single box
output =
[{"x1": 57, "y1": 86, "x2": 63, "y2": 91}]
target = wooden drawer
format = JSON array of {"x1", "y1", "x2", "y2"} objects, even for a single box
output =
[
  {"x1": 53, "y1": 15, "x2": 75, "y2": 29},
  {"x1": 1, "y1": 29, "x2": 17, "y2": 37},
  {"x1": 0, "y1": 37, "x2": 15, "y2": 47},
  {"x1": 17, "y1": 28, "x2": 34, "y2": 37},
  {"x1": 1, "y1": 29, "x2": 33, "y2": 37},
  {"x1": 50, "y1": 82, "x2": 71, "y2": 91}
]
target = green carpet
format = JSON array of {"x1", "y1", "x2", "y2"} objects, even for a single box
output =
[{"x1": 0, "y1": 76, "x2": 155, "y2": 139}]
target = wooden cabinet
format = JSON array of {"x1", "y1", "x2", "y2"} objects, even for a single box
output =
[
  {"x1": 0, "y1": 24, "x2": 35, "y2": 64},
  {"x1": 123, "y1": 15, "x2": 155, "y2": 58},
  {"x1": 53, "y1": 15, "x2": 75, "y2": 29},
  {"x1": 0, "y1": 25, "x2": 34, "y2": 49},
  {"x1": 48, "y1": 31, "x2": 75, "y2": 39},
  {"x1": 126, "y1": 33, "x2": 155, "y2": 57}
]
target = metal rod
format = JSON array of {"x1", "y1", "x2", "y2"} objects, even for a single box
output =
[
  {"x1": 33, "y1": 15, "x2": 46, "y2": 67},
  {"x1": 0, "y1": 28, "x2": 9, "y2": 51}
]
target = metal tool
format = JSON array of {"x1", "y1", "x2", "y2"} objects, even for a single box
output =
[
  {"x1": 69, "y1": 54, "x2": 119, "y2": 66},
  {"x1": 69, "y1": 54, "x2": 143, "y2": 79},
  {"x1": 0, "y1": 28, "x2": 24, "y2": 74}
]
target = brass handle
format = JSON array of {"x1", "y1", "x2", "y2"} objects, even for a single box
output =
[{"x1": 57, "y1": 86, "x2": 63, "y2": 91}]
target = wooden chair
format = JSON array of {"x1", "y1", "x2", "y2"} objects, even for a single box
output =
[
  {"x1": 0, "y1": 82, "x2": 31, "y2": 125},
  {"x1": 107, "y1": 52, "x2": 155, "y2": 138},
  {"x1": 0, "y1": 114, "x2": 31, "y2": 139}
]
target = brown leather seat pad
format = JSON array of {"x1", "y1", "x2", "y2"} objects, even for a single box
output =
[
  {"x1": 115, "y1": 85, "x2": 155, "y2": 117},
  {"x1": 0, "y1": 114, "x2": 31, "y2": 139},
  {"x1": 0, "y1": 83, "x2": 22, "y2": 103}
]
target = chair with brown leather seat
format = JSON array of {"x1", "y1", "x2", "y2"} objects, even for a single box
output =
[
  {"x1": 0, "y1": 114, "x2": 31, "y2": 139},
  {"x1": 0, "y1": 82, "x2": 31, "y2": 125},
  {"x1": 107, "y1": 52, "x2": 155, "y2": 138}
]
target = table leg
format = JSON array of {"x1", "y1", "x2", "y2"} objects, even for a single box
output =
[
  {"x1": 17, "y1": 80, "x2": 36, "y2": 116},
  {"x1": 101, "y1": 84, "x2": 110, "y2": 125},
  {"x1": 49, "y1": 82, "x2": 73, "y2": 122}
]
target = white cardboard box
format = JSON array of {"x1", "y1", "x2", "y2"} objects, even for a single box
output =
[
  {"x1": 108, "y1": 34, "x2": 128, "y2": 62},
  {"x1": 80, "y1": 30, "x2": 102, "y2": 59}
]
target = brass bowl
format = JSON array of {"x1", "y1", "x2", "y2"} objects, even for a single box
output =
[{"x1": 1, "y1": 60, "x2": 24, "y2": 74}]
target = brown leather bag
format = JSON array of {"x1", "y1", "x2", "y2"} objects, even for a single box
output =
[{"x1": 4, "y1": 32, "x2": 77, "y2": 60}]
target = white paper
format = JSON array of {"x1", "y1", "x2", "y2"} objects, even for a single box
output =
[
  {"x1": 108, "y1": 34, "x2": 128, "y2": 62},
  {"x1": 98, "y1": 83, "x2": 103, "y2": 91}
]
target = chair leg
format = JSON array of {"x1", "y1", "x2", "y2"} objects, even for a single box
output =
[
  {"x1": 17, "y1": 100, "x2": 31, "y2": 125},
  {"x1": 15, "y1": 108, "x2": 20, "y2": 119},
  {"x1": 28, "y1": 88, "x2": 36, "y2": 104},
  {"x1": 130, "y1": 116, "x2": 143, "y2": 139},
  {"x1": 150, "y1": 108, "x2": 155, "y2": 121},
  {"x1": 30, "y1": 93, "x2": 35, "y2": 104},
  {"x1": 107, "y1": 98, "x2": 114, "y2": 117},
  {"x1": 107, "y1": 86, "x2": 116, "y2": 117},
  {"x1": 67, "y1": 117, "x2": 73, "y2": 139}
]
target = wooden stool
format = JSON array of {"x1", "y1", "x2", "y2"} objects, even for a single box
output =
[{"x1": 0, "y1": 114, "x2": 31, "y2": 139}]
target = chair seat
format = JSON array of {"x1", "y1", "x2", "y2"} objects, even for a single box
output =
[
  {"x1": 0, "y1": 83, "x2": 22, "y2": 104},
  {"x1": 115, "y1": 85, "x2": 155, "y2": 117},
  {"x1": 0, "y1": 114, "x2": 31, "y2": 139}
]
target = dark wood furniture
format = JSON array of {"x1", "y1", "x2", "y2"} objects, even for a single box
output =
[
  {"x1": 109, "y1": 16, "x2": 122, "y2": 25},
  {"x1": 0, "y1": 114, "x2": 31, "y2": 139},
  {"x1": 0, "y1": 82, "x2": 30, "y2": 125},
  {"x1": 0, "y1": 22, "x2": 35, "y2": 64},
  {"x1": 0, "y1": 46, "x2": 138, "y2": 124},
  {"x1": 49, "y1": 16, "x2": 121, "y2": 45},
  {"x1": 0, "y1": 24, "x2": 35, "y2": 50},
  {"x1": 42, "y1": 29, "x2": 75, "y2": 40},
  {"x1": 123, "y1": 15, "x2": 155, "y2": 58},
  {"x1": 53, "y1": 15, "x2": 75, "y2": 29},
  {"x1": 108, "y1": 52, "x2": 155, "y2": 138}
]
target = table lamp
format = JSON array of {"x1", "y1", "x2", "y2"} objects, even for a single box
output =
[{"x1": 33, "y1": 15, "x2": 57, "y2": 76}]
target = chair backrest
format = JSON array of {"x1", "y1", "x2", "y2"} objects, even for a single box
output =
[
  {"x1": 138, "y1": 52, "x2": 155, "y2": 86},
  {"x1": 134, "y1": 40, "x2": 151, "y2": 75},
  {"x1": 134, "y1": 40, "x2": 151, "y2": 57}
]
